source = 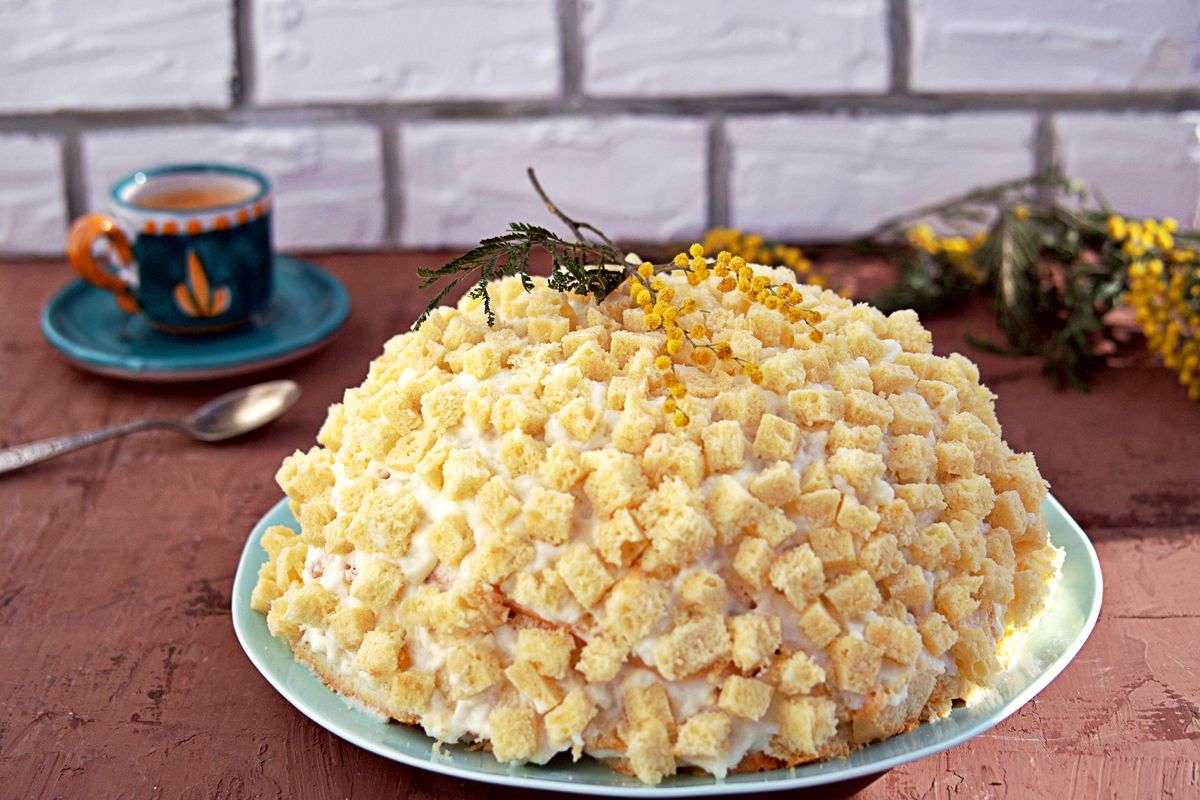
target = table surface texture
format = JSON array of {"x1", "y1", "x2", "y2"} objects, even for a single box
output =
[{"x1": 1, "y1": 253, "x2": 1197, "y2": 800}]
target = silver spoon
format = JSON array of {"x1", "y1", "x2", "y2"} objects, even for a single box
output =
[{"x1": 0, "y1": 380, "x2": 301, "y2": 476}]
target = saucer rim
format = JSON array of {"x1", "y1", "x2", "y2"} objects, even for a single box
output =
[
  {"x1": 40, "y1": 255, "x2": 349, "y2": 380},
  {"x1": 48, "y1": 334, "x2": 340, "y2": 383}
]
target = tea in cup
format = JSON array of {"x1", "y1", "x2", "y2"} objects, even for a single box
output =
[{"x1": 66, "y1": 164, "x2": 273, "y2": 333}]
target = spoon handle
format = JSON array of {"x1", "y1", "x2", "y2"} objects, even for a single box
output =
[{"x1": 0, "y1": 419, "x2": 168, "y2": 476}]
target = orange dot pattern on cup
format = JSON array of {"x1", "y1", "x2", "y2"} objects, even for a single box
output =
[{"x1": 136, "y1": 197, "x2": 271, "y2": 236}]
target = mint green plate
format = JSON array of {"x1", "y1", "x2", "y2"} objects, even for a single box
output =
[{"x1": 232, "y1": 495, "x2": 1101, "y2": 796}]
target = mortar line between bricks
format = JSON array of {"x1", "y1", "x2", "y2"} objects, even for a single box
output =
[
  {"x1": 61, "y1": 129, "x2": 86, "y2": 221},
  {"x1": 887, "y1": 0, "x2": 911, "y2": 94},
  {"x1": 380, "y1": 114, "x2": 403, "y2": 246},
  {"x1": 2, "y1": 91, "x2": 1200, "y2": 133},
  {"x1": 1029, "y1": 113, "x2": 1058, "y2": 207},
  {"x1": 707, "y1": 116, "x2": 730, "y2": 230},
  {"x1": 557, "y1": 0, "x2": 584, "y2": 104},
  {"x1": 1034, "y1": 112, "x2": 1057, "y2": 177},
  {"x1": 231, "y1": 0, "x2": 255, "y2": 107}
]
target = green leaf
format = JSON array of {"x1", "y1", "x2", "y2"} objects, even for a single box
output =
[{"x1": 975, "y1": 212, "x2": 1042, "y2": 353}]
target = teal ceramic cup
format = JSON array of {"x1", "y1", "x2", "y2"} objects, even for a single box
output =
[{"x1": 66, "y1": 164, "x2": 273, "y2": 334}]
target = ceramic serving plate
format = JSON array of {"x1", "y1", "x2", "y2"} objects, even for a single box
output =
[
  {"x1": 41, "y1": 255, "x2": 349, "y2": 382},
  {"x1": 232, "y1": 495, "x2": 1101, "y2": 797}
]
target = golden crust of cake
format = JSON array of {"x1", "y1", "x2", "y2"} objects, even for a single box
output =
[{"x1": 255, "y1": 264, "x2": 1062, "y2": 785}]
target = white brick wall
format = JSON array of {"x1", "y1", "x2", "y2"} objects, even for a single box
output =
[
  {"x1": 0, "y1": 134, "x2": 67, "y2": 255},
  {"x1": 1057, "y1": 113, "x2": 1200, "y2": 226},
  {"x1": 81, "y1": 124, "x2": 385, "y2": 250},
  {"x1": 400, "y1": 117, "x2": 707, "y2": 247},
  {"x1": 582, "y1": 0, "x2": 888, "y2": 97},
  {"x1": 0, "y1": 0, "x2": 231, "y2": 112},
  {"x1": 0, "y1": 2, "x2": 1198, "y2": 256},
  {"x1": 911, "y1": 0, "x2": 1200, "y2": 92},
  {"x1": 728, "y1": 114, "x2": 1036, "y2": 240},
  {"x1": 253, "y1": 0, "x2": 560, "y2": 104}
]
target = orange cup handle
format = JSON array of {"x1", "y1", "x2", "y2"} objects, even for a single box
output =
[{"x1": 65, "y1": 213, "x2": 140, "y2": 313}]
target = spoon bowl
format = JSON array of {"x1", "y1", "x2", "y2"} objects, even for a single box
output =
[
  {"x1": 0, "y1": 379, "x2": 303, "y2": 476},
  {"x1": 186, "y1": 380, "x2": 302, "y2": 441}
]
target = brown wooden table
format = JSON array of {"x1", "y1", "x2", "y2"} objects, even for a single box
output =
[{"x1": 2, "y1": 253, "x2": 1197, "y2": 799}]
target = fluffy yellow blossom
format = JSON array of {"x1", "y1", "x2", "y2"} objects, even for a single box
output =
[
  {"x1": 702, "y1": 228, "x2": 822, "y2": 286},
  {"x1": 1124, "y1": 223, "x2": 1200, "y2": 400},
  {"x1": 1108, "y1": 215, "x2": 1128, "y2": 241},
  {"x1": 907, "y1": 224, "x2": 937, "y2": 253},
  {"x1": 623, "y1": 238, "x2": 831, "y2": 409}
]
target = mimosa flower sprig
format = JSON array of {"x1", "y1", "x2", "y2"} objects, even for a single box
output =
[
  {"x1": 415, "y1": 169, "x2": 826, "y2": 426},
  {"x1": 851, "y1": 173, "x2": 1200, "y2": 397},
  {"x1": 413, "y1": 169, "x2": 630, "y2": 329},
  {"x1": 701, "y1": 228, "x2": 826, "y2": 288}
]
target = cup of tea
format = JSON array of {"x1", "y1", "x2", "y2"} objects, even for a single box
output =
[{"x1": 66, "y1": 163, "x2": 273, "y2": 333}]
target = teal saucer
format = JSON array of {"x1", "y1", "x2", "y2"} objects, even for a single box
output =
[{"x1": 41, "y1": 255, "x2": 349, "y2": 382}]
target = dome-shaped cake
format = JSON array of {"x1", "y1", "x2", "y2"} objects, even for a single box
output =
[{"x1": 252, "y1": 261, "x2": 1061, "y2": 784}]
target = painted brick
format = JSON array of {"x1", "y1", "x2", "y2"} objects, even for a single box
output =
[
  {"x1": 728, "y1": 113, "x2": 1035, "y2": 240},
  {"x1": 1056, "y1": 113, "x2": 1200, "y2": 224},
  {"x1": 253, "y1": 0, "x2": 559, "y2": 104},
  {"x1": 399, "y1": 117, "x2": 707, "y2": 247},
  {"x1": 0, "y1": 134, "x2": 67, "y2": 256},
  {"x1": 911, "y1": 0, "x2": 1200, "y2": 92},
  {"x1": 582, "y1": 0, "x2": 888, "y2": 97},
  {"x1": 0, "y1": 0, "x2": 230, "y2": 112},
  {"x1": 81, "y1": 124, "x2": 385, "y2": 251}
]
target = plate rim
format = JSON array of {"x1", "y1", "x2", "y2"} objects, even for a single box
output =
[
  {"x1": 40, "y1": 255, "x2": 350, "y2": 378},
  {"x1": 231, "y1": 494, "x2": 1102, "y2": 797}
]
